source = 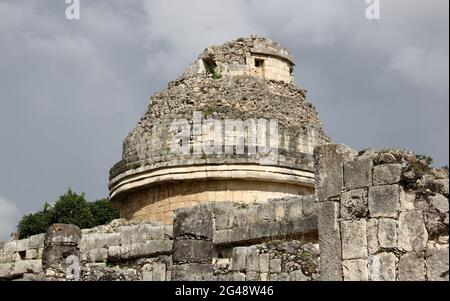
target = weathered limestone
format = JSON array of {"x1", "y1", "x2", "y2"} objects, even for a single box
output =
[
  {"x1": 109, "y1": 36, "x2": 329, "y2": 224},
  {"x1": 341, "y1": 220, "x2": 368, "y2": 260},
  {"x1": 318, "y1": 201, "x2": 342, "y2": 280},
  {"x1": 344, "y1": 159, "x2": 373, "y2": 190},
  {"x1": 340, "y1": 189, "x2": 368, "y2": 219},
  {"x1": 426, "y1": 242, "x2": 449, "y2": 281},
  {"x1": 315, "y1": 144, "x2": 449, "y2": 281},
  {"x1": 398, "y1": 253, "x2": 425, "y2": 281},
  {"x1": 370, "y1": 252, "x2": 397, "y2": 281},
  {"x1": 42, "y1": 224, "x2": 81, "y2": 280},
  {"x1": 368, "y1": 185, "x2": 400, "y2": 218},
  {"x1": 342, "y1": 259, "x2": 368, "y2": 281},
  {"x1": 373, "y1": 164, "x2": 402, "y2": 185},
  {"x1": 398, "y1": 210, "x2": 428, "y2": 252}
]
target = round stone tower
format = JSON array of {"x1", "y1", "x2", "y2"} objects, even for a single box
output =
[{"x1": 109, "y1": 36, "x2": 330, "y2": 224}]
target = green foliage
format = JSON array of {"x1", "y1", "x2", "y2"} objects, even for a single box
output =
[
  {"x1": 205, "y1": 62, "x2": 222, "y2": 80},
  {"x1": 17, "y1": 204, "x2": 52, "y2": 240},
  {"x1": 89, "y1": 198, "x2": 120, "y2": 226},
  {"x1": 17, "y1": 188, "x2": 119, "y2": 239},
  {"x1": 415, "y1": 154, "x2": 434, "y2": 166},
  {"x1": 49, "y1": 189, "x2": 95, "y2": 229}
]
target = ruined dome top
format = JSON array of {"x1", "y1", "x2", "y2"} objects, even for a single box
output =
[
  {"x1": 182, "y1": 35, "x2": 296, "y2": 84},
  {"x1": 109, "y1": 36, "x2": 330, "y2": 199}
]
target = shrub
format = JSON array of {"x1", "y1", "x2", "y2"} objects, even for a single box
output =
[
  {"x1": 17, "y1": 189, "x2": 120, "y2": 239},
  {"x1": 89, "y1": 198, "x2": 120, "y2": 226}
]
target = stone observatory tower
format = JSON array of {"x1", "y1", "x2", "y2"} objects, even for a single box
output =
[{"x1": 109, "y1": 36, "x2": 330, "y2": 224}]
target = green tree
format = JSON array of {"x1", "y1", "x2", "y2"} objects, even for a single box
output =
[
  {"x1": 16, "y1": 188, "x2": 120, "y2": 239},
  {"x1": 49, "y1": 188, "x2": 95, "y2": 229},
  {"x1": 89, "y1": 198, "x2": 120, "y2": 226},
  {"x1": 17, "y1": 203, "x2": 52, "y2": 239}
]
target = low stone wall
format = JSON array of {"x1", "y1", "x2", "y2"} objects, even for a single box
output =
[
  {"x1": 2, "y1": 144, "x2": 447, "y2": 281},
  {"x1": 0, "y1": 234, "x2": 44, "y2": 280},
  {"x1": 213, "y1": 240, "x2": 319, "y2": 281},
  {"x1": 315, "y1": 144, "x2": 449, "y2": 281},
  {"x1": 0, "y1": 195, "x2": 318, "y2": 281}
]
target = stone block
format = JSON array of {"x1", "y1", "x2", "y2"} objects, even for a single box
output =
[
  {"x1": 171, "y1": 263, "x2": 213, "y2": 281},
  {"x1": 233, "y1": 272, "x2": 246, "y2": 281},
  {"x1": 429, "y1": 194, "x2": 449, "y2": 213},
  {"x1": 368, "y1": 185, "x2": 400, "y2": 218},
  {"x1": 318, "y1": 201, "x2": 342, "y2": 280},
  {"x1": 315, "y1": 144, "x2": 354, "y2": 201},
  {"x1": 0, "y1": 263, "x2": 13, "y2": 278},
  {"x1": 86, "y1": 248, "x2": 108, "y2": 263},
  {"x1": 269, "y1": 259, "x2": 282, "y2": 273},
  {"x1": 426, "y1": 242, "x2": 449, "y2": 281},
  {"x1": 246, "y1": 248, "x2": 260, "y2": 272},
  {"x1": 4, "y1": 241, "x2": 17, "y2": 253},
  {"x1": 302, "y1": 196, "x2": 318, "y2": 216},
  {"x1": 344, "y1": 159, "x2": 373, "y2": 190},
  {"x1": 259, "y1": 253, "x2": 270, "y2": 273},
  {"x1": 142, "y1": 271, "x2": 153, "y2": 281},
  {"x1": 270, "y1": 272, "x2": 290, "y2": 281},
  {"x1": 246, "y1": 271, "x2": 260, "y2": 281},
  {"x1": 398, "y1": 210, "x2": 428, "y2": 252},
  {"x1": 29, "y1": 234, "x2": 45, "y2": 249},
  {"x1": 378, "y1": 218, "x2": 397, "y2": 249},
  {"x1": 13, "y1": 260, "x2": 43, "y2": 276},
  {"x1": 398, "y1": 252, "x2": 425, "y2": 281},
  {"x1": 0, "y1": 251, "x2": 12, "y2": 263},
  {"x1": 84, "y1": 233, "x2": 108, "y2": 250},
  {"x1": 290, "y1": 269, "x2": 308, "y2": 281},
  {"x1": 342, "y1": 259, "x2": 368, "y2": 281},
  {"x1": 286, "y1": 199, "x2": 302, "y2": 220},
  {"x1": 291, "y1": 215, "x2": 318, "y2": 234},
  {"x1": 274, "y1": 202, "x2": 286, "y2": 221},
  {"x1": 400, "y1": 188, "x2": 415, "y2": 211},
  {"x1": 215, "y1": 211, "x2": 235, "y2": 230},
  {"x1": 248, "y1": 223, "x2": 280, "y2": 239},
  {"x1": 105, "y1": 233, "x2": 121, "y2": 247},
  {"x1": 16, "y1": 239, "x2": 29, "y2": 252},
  {"x1": 120, "y1": 225, "x2": 140, "y2": 245},
  {"x1": 256, "y1": 203, "x2": 275, "y2": 224},
  {"x1": 373, "y1": 164, "x2": 402, "y2": 185},
  {"x1": 174, "y1": 204, "x2": 213, "y2": 239},
  {"x1": 212, "y1": 229, "x2": 232, "y2": 245},
  {"x1": 232, "y1": 247, "x2": 248, "y2": 272},
  {"x1": 173, "y1": 240, "x2": 213, "y2": 264},
  {"x1": 107, "y1": 246, "x2": 121, "y2": 260},
  {"x1": 25, "y1": 249, "x2": 37, "y2": 260},
  {"x1": 152, "y1": 262, "x2": 167, "y2": 281},
  {"x1": 235, "y1": 210, "x2": 248, "y2": 227},
  {"x1": 138, "y1": 224, "x2": 165, "y2": 241},
  {"x1": 370, "y1": 252, "x2": 397, "y2": 281},
  {"x1": 260, "y1": 273, "x2": 269, "y2": 281},
  {"x1": 340, "y1": 189, "x2": 368, "y2": 219},
  {"x1": 341, "y1": 220, "x2": 368, "y2": 260},
  {"x1": 44, "y1": 224, "x2": 81, "y2": 245}
]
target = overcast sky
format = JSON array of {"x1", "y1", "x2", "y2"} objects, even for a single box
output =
[{"x1": 0, "y1": 0, "x2": 448, "y2": 240}]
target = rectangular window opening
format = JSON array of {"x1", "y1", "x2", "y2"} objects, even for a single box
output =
[{"x1": 255, "y1": 59, "x2": 264, "y2": 68}]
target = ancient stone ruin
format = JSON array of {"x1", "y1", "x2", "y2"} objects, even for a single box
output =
[
  {"x1": 0, "y1": 37, "x2": 447, "y2": 281},
  {"x1": 109, "y1": 36, "x2": 329, "y2": 225}
]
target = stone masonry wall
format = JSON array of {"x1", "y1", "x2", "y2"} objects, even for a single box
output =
[
  {"x1": 0, "y1": 196, "x2": 318, "y2": 281},
  {"x1": 315, "y1": 144, "x2": 449, "y2": 281}
]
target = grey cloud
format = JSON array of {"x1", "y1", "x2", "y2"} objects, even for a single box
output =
[{"x1": 0, "y1": 0, "x2": 448, "y2": 240}]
